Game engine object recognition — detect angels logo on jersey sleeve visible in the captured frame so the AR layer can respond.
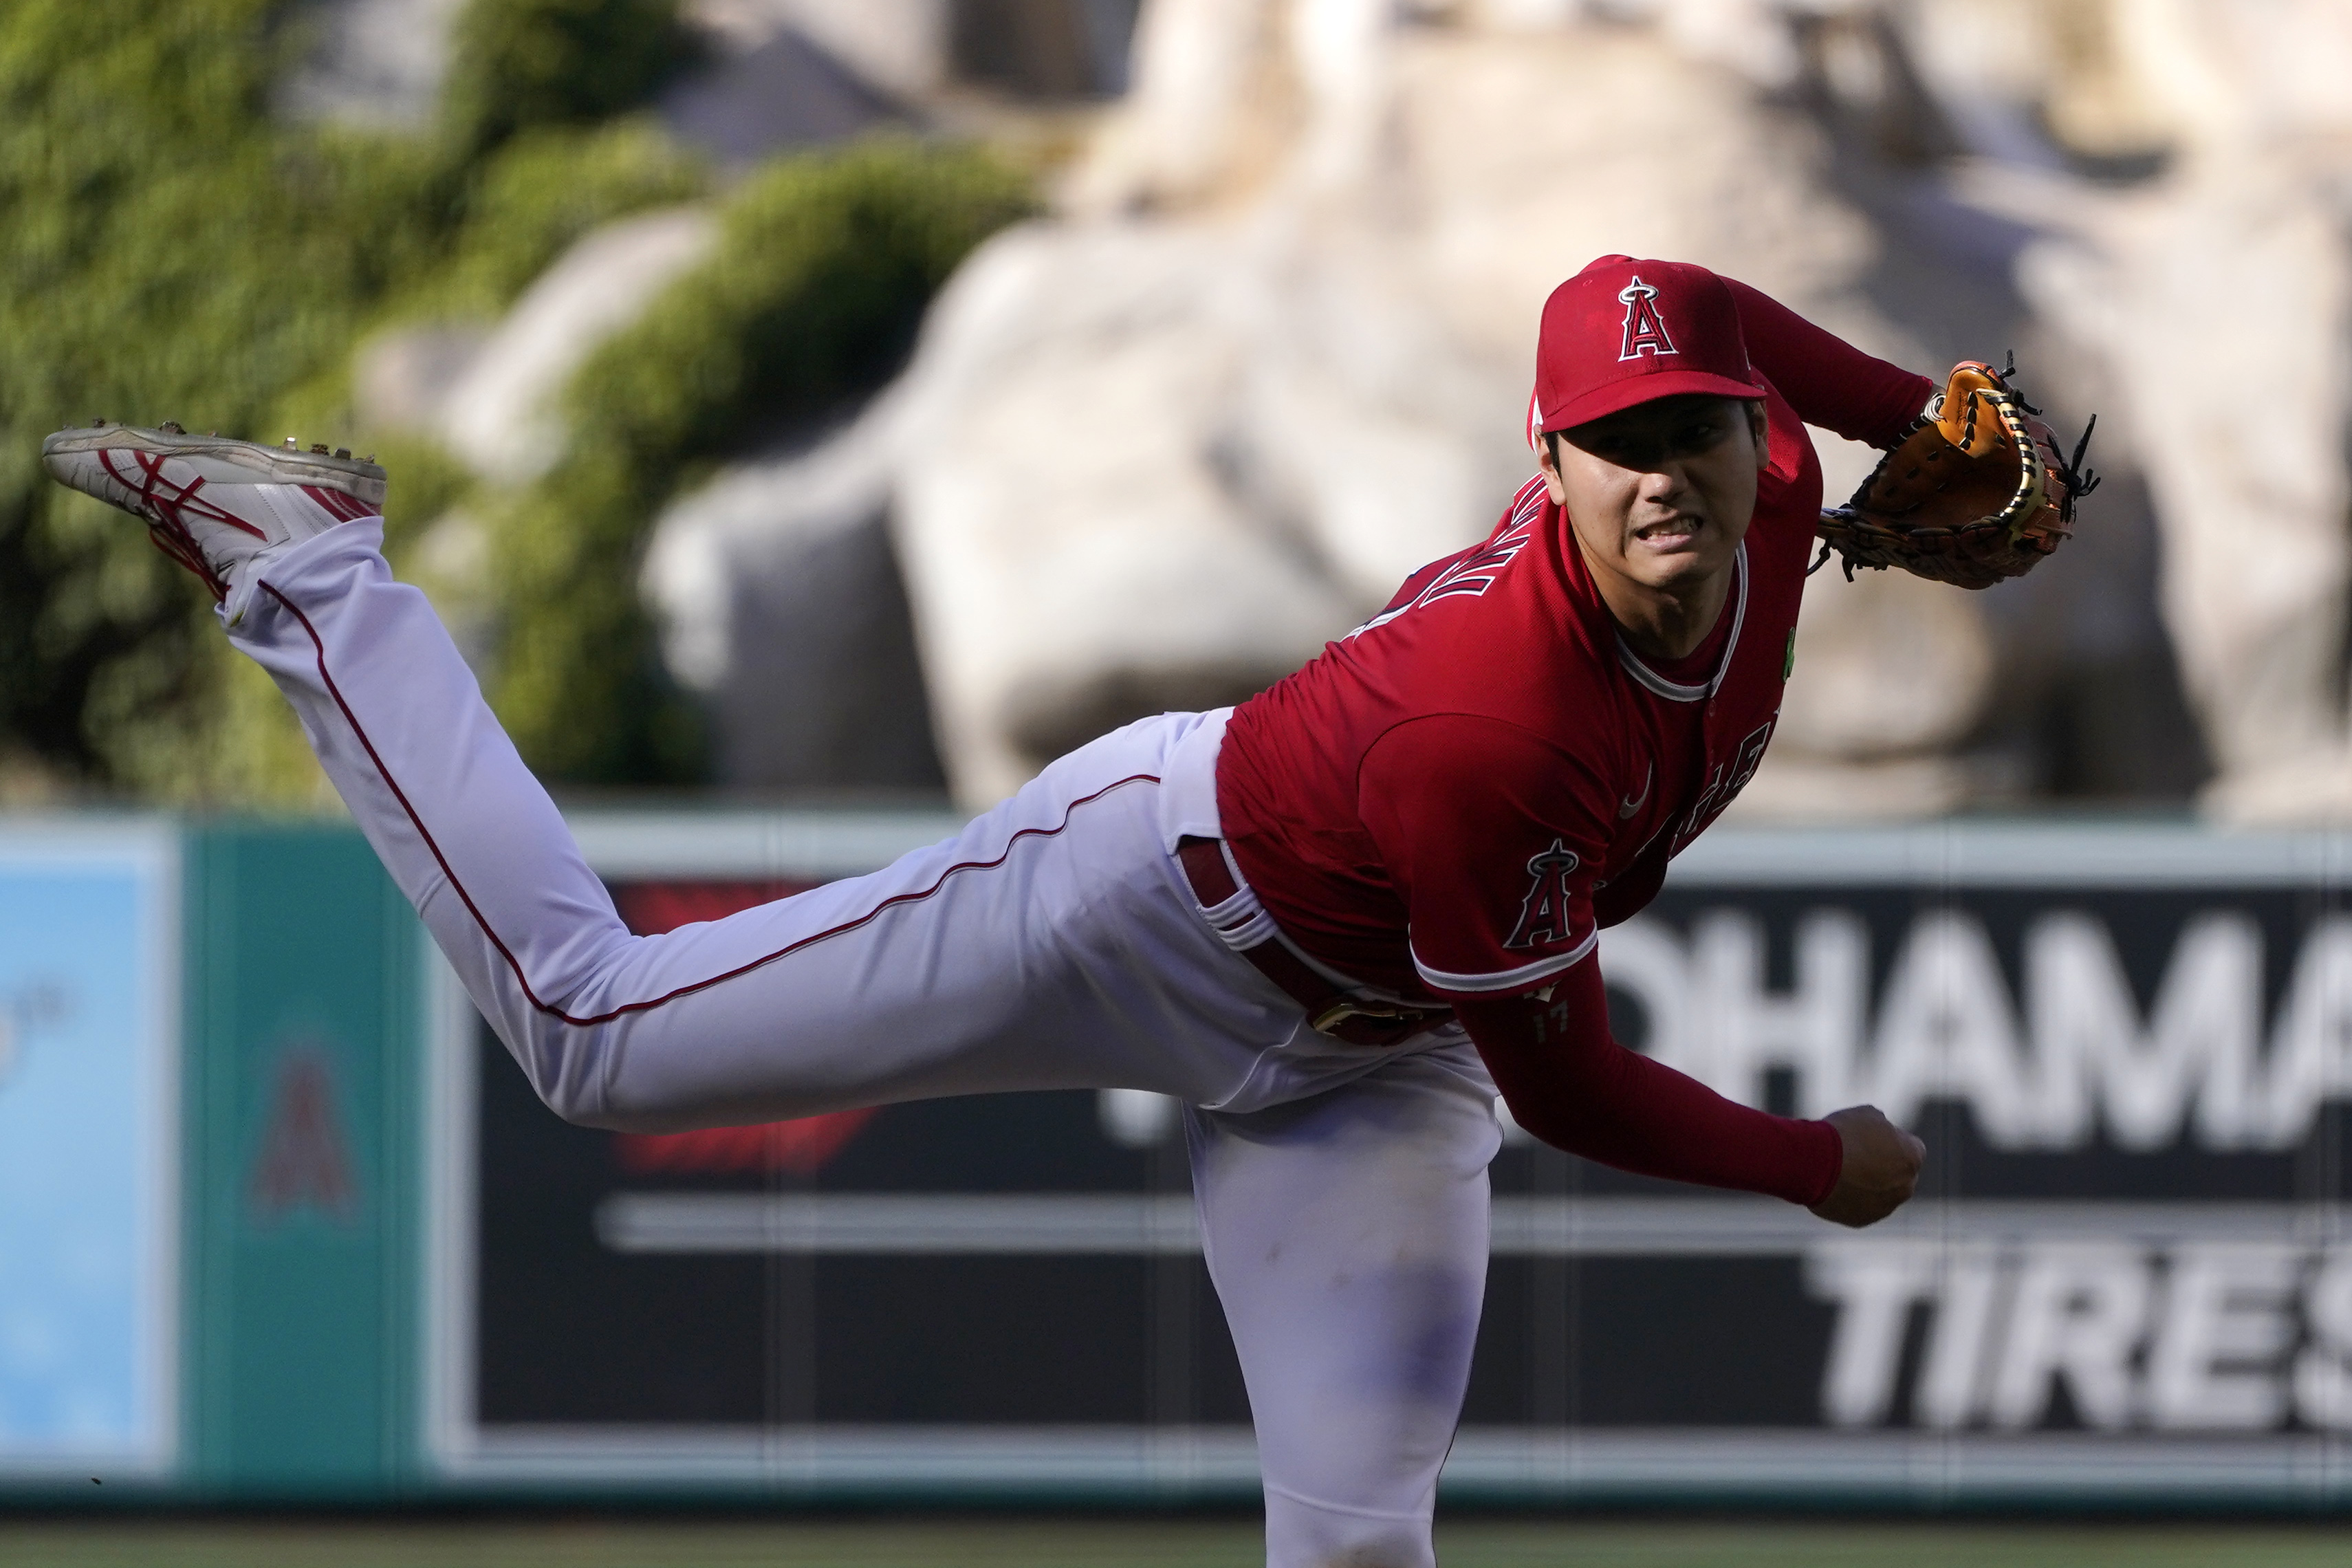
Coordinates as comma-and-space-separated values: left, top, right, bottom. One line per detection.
1503, 840, 1582, 949
1406, 827, 1601, 999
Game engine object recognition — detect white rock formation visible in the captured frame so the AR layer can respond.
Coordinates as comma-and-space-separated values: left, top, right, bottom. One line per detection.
690, 1, 952, 100
351, 325, 486, 435
351, 0, 2352, 820
889, 224, 1365, 803
437, 206, 717, 485
653, 1, 2041, 811
1918, 0, 2352, 820
279, 0, 466, 128
886, 3, 1963, 809
283, 0, 955, 130
2016, 171, 2351, 820
642, 391, 944, 789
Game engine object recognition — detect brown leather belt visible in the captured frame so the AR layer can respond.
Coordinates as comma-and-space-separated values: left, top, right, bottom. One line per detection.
1176, 836, 1452, 1048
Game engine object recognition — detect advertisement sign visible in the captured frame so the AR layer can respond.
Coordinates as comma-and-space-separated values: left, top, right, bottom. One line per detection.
0, 821, 178, 1479
428, 818, 2352, 1501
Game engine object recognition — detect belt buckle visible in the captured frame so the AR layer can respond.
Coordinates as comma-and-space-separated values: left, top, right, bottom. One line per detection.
1311, 997, 1403, 1036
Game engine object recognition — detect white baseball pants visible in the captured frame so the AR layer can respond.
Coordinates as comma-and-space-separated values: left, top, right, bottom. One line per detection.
231, 525, 1501, 1567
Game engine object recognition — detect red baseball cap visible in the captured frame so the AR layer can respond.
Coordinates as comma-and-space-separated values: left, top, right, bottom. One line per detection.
1527, 255, 1764, 444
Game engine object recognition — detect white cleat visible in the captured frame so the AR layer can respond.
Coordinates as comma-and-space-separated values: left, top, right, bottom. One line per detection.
41, 421, 388, 611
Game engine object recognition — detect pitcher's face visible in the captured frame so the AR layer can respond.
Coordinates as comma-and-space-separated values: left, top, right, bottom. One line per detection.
1540, 394, 1768, 596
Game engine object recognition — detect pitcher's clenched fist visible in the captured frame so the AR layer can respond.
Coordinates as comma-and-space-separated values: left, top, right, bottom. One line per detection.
1809, 1106, 1926, 1228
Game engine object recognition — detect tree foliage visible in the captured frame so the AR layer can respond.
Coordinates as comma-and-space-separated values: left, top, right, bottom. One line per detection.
0, 0, 1030, 801
441, 0, 699, 159
490, 140, 1037, 783
0, 0, 710, 798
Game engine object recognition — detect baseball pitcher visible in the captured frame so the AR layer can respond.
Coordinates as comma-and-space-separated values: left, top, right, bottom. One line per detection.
44, 253, 2087, 1567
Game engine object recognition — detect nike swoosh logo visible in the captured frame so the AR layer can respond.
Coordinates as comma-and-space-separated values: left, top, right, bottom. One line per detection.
1618, 762, 1653, 819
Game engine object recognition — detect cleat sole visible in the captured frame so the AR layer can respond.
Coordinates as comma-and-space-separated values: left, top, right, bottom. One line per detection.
42, 424, 388, 509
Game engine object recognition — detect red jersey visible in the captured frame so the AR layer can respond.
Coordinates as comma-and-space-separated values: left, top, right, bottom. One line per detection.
1216, 283, 1930, 1005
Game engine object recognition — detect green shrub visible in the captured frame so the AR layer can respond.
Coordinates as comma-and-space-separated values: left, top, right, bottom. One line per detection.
422, 118, 706, 318
490, 138, 1038, 784
0, 0, 1030, 801
440, 0, 699, 159
0, 0, 376, 794
0, 0, 701, 800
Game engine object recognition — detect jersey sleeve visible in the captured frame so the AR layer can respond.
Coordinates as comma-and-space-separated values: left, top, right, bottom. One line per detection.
1356, 713, 1615, 999
1724, 277, 1935, 450
1456, 963, 1846, 1206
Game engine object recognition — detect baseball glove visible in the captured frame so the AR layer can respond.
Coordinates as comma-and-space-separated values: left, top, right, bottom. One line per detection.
1814, 357, 2098, 591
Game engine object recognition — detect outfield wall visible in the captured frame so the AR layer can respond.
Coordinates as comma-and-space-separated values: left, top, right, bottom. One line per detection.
3, 813, 2352, 1506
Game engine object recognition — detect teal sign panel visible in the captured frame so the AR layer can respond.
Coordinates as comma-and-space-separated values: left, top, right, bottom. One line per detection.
184, 823, 420, 1498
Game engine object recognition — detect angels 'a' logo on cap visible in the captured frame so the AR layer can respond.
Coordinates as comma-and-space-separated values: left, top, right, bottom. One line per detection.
1617, 276, 1678, 361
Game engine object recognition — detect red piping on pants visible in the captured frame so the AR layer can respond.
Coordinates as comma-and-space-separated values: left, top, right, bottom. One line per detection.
261, 581, 1161, 1028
